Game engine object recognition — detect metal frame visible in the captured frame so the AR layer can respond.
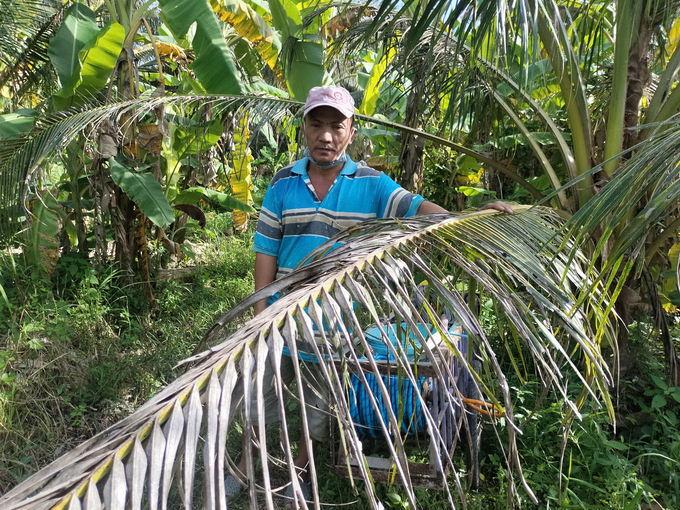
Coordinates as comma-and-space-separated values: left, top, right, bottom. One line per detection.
330, 328, 477, 490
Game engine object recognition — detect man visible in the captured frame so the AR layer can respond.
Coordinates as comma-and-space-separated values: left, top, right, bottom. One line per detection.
227, 85, 512, 505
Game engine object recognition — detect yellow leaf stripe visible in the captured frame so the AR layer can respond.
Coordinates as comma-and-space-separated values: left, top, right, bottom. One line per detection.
210, 0, 282, 79
359, 46, 395, 116
230, 115, 254, 231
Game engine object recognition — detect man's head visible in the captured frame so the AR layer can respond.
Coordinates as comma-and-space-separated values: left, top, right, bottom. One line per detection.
303, 86, 356, 167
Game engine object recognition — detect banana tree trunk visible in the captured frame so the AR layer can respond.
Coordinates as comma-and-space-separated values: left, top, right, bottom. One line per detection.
65, 140, 89, 258
111, 48, 140, 273
92, 158, 109, 265
111, 189, 135, 271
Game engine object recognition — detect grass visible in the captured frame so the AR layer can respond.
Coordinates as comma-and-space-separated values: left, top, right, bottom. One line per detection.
1, 211, 679, 509
0, 211, 255, 492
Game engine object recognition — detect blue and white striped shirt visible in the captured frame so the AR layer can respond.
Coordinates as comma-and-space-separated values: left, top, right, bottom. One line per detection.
254, 156, 425, 278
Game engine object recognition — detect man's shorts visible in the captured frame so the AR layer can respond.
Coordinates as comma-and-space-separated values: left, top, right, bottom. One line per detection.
249, 353, 330, 442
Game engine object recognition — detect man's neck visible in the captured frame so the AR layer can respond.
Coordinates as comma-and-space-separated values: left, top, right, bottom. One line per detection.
307, 160, 344, 180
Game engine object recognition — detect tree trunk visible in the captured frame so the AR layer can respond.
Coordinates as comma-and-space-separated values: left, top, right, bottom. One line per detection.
66, 141, 89, 259
623, 12, 653, 152
615, 11, 662, 380
398, 76, 426, 194
110, 50, 140, 275
111, 189, 135, 272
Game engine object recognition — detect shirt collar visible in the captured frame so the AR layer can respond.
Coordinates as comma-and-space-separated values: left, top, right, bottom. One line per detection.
291, 155, 358, 177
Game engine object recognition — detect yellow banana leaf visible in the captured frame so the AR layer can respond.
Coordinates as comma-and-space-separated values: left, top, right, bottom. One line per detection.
210, 0, 282, 78
229, 115, 254, 231
359, 46, 395, 115
154, 41, 188, 65
284, 116, 297, 154
667, 18, 680, 58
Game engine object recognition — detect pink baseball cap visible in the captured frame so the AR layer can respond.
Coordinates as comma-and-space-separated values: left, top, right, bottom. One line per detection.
303, 86, 355, 118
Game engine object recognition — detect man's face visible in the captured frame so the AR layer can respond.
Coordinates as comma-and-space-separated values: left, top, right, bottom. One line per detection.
303, 106, 356, 165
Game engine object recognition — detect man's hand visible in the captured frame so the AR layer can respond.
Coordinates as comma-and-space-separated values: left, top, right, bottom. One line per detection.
479, 201, 514, 214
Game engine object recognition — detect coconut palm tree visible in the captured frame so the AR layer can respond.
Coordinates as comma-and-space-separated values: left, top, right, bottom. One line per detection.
336, 0, 680, 382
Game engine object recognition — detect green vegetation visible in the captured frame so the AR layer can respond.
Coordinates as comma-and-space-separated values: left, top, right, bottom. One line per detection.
2, 0, 680, 508
0, 212, 255, 491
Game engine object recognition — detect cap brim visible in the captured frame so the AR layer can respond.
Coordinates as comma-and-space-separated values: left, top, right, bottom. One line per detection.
303, 103, 355, 119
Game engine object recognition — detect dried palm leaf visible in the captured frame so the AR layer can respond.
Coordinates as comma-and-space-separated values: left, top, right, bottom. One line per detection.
0, 207, 614, 510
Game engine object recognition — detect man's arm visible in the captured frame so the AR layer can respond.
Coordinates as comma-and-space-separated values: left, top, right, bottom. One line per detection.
254, 252, 278, 315
416, 201, 448, 214
416, 200, 514, 215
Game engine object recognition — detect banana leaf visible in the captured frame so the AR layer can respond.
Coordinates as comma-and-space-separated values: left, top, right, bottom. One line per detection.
158, 0, 243, 95
175, 186, 256, 212
108, 157, 175, 229
47, 3, 99, 95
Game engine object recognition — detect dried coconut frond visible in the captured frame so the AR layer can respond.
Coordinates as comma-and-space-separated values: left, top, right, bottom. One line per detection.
0, 208, 615, 510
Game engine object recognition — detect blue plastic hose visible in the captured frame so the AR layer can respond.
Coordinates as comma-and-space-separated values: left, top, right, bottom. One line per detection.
348, 322, 462, 437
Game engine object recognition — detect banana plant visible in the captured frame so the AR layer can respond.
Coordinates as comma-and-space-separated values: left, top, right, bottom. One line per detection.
210, 0, 283, 79
0, 206, 615, 510
210, 0, 329, 99
359, 46, 396, 116
157, 0, 244, 95
269, 0, 327, 99
108, 157, 176, 230
229, 114, 255, 231
47, 3, 125, 110
208, 0, 335, 231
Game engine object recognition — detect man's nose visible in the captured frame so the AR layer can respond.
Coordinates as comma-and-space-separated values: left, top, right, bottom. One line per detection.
319, 129, 333, 142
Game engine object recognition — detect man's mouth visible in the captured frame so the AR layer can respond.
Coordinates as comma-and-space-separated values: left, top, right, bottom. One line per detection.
315, 148, 334, 157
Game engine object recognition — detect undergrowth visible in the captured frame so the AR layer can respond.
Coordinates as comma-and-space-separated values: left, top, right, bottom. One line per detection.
0, 211, 255, 492
1, 211, 679, 509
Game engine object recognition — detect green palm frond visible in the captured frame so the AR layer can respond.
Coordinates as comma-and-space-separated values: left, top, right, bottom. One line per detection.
566, 120, 680, 269
0, 0, 56, 61
330, 2, 582, 203
0, 93, 533, 241
0, 208, 614, 510
0, 0, 62, 104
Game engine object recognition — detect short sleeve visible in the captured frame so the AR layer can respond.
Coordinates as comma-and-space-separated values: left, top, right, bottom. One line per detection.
377, 173, 425, 218
253, 183, 282, 257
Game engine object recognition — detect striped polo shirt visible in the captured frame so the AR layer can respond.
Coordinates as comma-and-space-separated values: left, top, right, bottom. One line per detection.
254, 155, 424, 279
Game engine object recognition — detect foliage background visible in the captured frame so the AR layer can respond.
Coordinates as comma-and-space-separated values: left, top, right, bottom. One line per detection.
1, 0, 680, 508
